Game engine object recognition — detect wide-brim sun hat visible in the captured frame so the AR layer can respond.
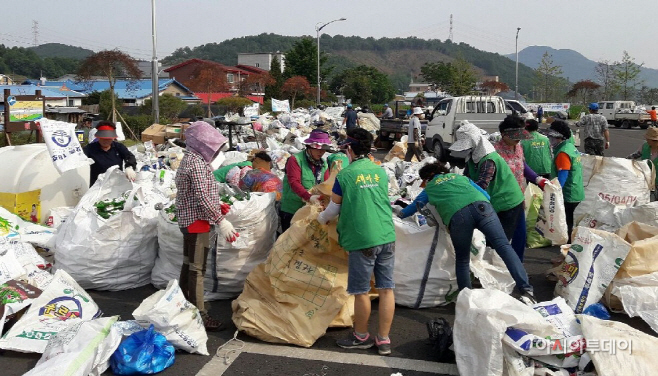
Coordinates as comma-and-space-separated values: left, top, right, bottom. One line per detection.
304, 129, 334, 150
449, 121, 480, 151
646, 127, 658, 141
502, 127, 533, 141
95, 123, 118, 139
413, 107, 424, 115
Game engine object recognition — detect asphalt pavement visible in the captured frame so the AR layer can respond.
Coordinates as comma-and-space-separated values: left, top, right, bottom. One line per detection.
1, 127, 653, 376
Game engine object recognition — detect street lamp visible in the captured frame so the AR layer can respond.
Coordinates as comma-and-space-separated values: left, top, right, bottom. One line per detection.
515, 27, 520, 101
316, 18, 346, 105
151, 0, 159, 123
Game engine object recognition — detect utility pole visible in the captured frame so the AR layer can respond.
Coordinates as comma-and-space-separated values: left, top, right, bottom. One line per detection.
32, 21, 39, 47
448, 14, 453, 41
151, 0, 160, 124
515, 27, 520, 101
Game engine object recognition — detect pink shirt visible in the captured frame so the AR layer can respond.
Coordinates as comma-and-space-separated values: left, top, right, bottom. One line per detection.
495, 140, 526, 192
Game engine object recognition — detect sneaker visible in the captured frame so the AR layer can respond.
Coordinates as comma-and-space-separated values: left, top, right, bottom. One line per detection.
200, 312, 224, 332
337, 331, 374, 350
375, 336, 392, 355
519, 291, 537, 306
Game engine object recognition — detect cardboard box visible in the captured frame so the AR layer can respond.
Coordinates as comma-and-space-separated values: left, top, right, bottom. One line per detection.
141, 123, 167, 144
0, 189, 41, 223
165, 123, 190, 140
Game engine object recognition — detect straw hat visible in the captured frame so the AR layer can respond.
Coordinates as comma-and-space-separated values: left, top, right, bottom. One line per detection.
646, 127, 658, 141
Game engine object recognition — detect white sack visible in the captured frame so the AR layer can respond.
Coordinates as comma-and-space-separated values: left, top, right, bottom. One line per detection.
46, 206, 75, 230
612, 272, 658, 333
535, 179, 568, 245
0, 270, 101, 353
38, 118, 92, 173
0, 279, 42, 335
0, 207, 56, 249
469, 230, 516, 294
554, 227, 632, 313
54, 166, 167, 291
151, 204, 182, 289
0, 239, 53, 289
204, 192, 278, 300
24, 316, 121, 376
579, 198, 658, 232
133, 280, 208, 355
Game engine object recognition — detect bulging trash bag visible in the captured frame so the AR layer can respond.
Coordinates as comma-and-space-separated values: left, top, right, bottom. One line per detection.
426, 317, 454, 362
110, 324, 175, 375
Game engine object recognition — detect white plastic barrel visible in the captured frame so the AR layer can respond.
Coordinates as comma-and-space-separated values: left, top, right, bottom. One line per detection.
0, 144, 89, 224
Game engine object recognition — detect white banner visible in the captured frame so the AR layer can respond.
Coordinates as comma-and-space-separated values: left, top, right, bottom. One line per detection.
526, 103, 571, 112
271, 99, 290, 113
243, 103, 260, 117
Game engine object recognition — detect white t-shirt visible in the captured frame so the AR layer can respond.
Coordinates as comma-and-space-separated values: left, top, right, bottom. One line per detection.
408, 117, 421, 143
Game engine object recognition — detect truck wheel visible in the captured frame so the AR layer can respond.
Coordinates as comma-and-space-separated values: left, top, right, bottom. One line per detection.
613, 122, 621, 128
433, 140, 445, 161
640, 123, 649, 130
621, 120, 631, 129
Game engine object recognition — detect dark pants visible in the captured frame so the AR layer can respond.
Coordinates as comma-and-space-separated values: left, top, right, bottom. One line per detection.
405, 143, 423, 162
449, 202, 532, 293
565, 201, 580, 243
496, 202, 524, 241
279, 209, 295, 233
180, 229, 213, 313
511, 209, 527, 261
584, 138, 605, 156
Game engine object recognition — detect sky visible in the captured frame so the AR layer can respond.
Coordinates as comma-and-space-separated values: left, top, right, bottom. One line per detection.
5, 0, 655, 69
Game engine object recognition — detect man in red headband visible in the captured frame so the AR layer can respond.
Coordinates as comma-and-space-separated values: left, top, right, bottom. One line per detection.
83, 121, 137, 186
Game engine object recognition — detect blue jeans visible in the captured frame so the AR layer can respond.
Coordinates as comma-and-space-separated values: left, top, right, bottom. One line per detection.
448, 202, 532, 293
347, 242, 396, 295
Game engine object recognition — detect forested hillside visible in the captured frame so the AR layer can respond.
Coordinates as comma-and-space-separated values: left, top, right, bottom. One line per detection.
0, 45, 80, 79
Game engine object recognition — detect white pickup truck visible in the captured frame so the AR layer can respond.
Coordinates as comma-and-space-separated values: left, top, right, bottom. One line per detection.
425, 96, 508, 159
597, 101, 652, 129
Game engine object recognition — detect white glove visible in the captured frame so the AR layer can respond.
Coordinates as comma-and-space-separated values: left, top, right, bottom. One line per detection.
309, 195, 322, 206
535, 176, 548, 190
391, 205, 403, 217
217, 219, 239, 243
125, 167, 137, 181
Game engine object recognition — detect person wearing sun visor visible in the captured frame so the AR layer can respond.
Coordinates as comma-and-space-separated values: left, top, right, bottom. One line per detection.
82, 120, 137, 186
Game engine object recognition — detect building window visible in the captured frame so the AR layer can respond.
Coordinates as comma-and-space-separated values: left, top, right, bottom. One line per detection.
255, 63, 260, 68
227, 73, 234, 83
175, 92, 180, 96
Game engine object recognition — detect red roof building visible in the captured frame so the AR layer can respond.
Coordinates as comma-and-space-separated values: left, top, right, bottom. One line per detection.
164, 58, 254, 92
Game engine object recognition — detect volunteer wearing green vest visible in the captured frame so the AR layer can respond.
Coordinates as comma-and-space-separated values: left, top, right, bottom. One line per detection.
449, 121, 525, 243
545, 120, 585, 242
396, 162, 534, 300
279, 129, 332, 232
317, 128, 396, 356
522, 119, 553, 178
627, 127, 658, 201
213, 161, 252, 182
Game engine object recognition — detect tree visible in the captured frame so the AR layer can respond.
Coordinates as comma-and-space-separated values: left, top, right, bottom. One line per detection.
77, 49, 141, 123
566, 80, 601, 105
595, 60, 619, 100
99, 90, 121, 120
449, 54, 478, 96
614, 51, 643, 101
329, 65, 395, 105
637, 86, 658, 105
186, 62, 230, 117
238, 73, 274, 97
82, 90, 102, 105
281, 76, 312, 109
420, 61, 453, 91
265, 55, 284, 99
535, 51, 563, 102
283, 37, 330, 84
215, 96, 254, 116
480, 80, 510, 95
141, 93, 187, 121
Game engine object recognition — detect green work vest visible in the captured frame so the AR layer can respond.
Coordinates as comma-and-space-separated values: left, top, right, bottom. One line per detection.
551, 141, 585, 203
425, 173, 489, 226
467, 152, 524, 213
336, 158, 395, 251
327, 152, 349, 170
213, 161, 252, 182
280, 152, 328, 215
521, 131, 552, 175
640, 142, 658, 186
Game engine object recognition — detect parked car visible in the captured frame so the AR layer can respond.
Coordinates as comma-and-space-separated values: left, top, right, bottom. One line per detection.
504, 99, 535, 120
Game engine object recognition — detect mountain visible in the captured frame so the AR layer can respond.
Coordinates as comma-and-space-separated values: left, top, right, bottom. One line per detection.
163, 33, 539, 93
506, 46, 658, 88
29, 43, 94, 60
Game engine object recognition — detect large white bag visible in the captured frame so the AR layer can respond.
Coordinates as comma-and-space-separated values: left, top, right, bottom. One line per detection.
0, 239, 53, 290
554, 227, 632, 313
610, 272, 658, 334
574, 155, 652, 224
204, 192, 278, 300
54, 166, 167, 291
0, 279, 42, 335
38, 118, 92, 173
535, 179, 568, 245
151, 203, 183, 289
23, 316, 122, 376
133, 279, 208, 355
0, 207, 56, 249
0, 270, 101, 353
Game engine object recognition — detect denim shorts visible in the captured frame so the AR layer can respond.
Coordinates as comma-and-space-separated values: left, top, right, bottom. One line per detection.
347, 241, 395, 294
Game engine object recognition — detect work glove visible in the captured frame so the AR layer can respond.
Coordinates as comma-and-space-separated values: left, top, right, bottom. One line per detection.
391, 205, 404, 218
220, 203, 231, 216
125, 167, 137, 182
309, 195, 323, 206
317, 210, 330, 225
536, 176, 548, 190
217, 219, 239, 243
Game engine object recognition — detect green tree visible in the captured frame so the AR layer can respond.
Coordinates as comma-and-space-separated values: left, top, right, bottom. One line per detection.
216, 96, 255, 116
614, 51, 643, 101
99, 90, 121, 120
283, 37, 330, 84
82, 90, 102, 105
330, 65, 395, 105
449, 54, 478, 96
187, 103, 205, 118
595, 60, 619, 100
141, 93, 187, 120
420, 61, 453, 91
535, 51, 563, 102
265, 55, 284, 99
566, 80, 601, 105
77, 49, 142, 123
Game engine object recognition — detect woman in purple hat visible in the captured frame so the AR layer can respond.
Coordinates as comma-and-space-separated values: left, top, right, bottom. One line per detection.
279, 129, 333, 232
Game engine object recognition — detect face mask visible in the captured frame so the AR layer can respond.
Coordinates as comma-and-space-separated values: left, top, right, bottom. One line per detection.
450, 149, 471, 159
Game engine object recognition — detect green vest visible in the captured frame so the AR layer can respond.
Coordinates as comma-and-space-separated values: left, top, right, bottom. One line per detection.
336, 158, 395, 251
551, 141, 585, 203
521, 131, 552, 175
213, 161, 252, 182
280, 152, 328, 214
425, 174, 489, 226
327, 152, 349, 170
640, 143, 658, 186
467, 152, 524, 213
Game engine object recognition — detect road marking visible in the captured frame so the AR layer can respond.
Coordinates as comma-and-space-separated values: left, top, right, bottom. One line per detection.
197, 340, 459, 376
